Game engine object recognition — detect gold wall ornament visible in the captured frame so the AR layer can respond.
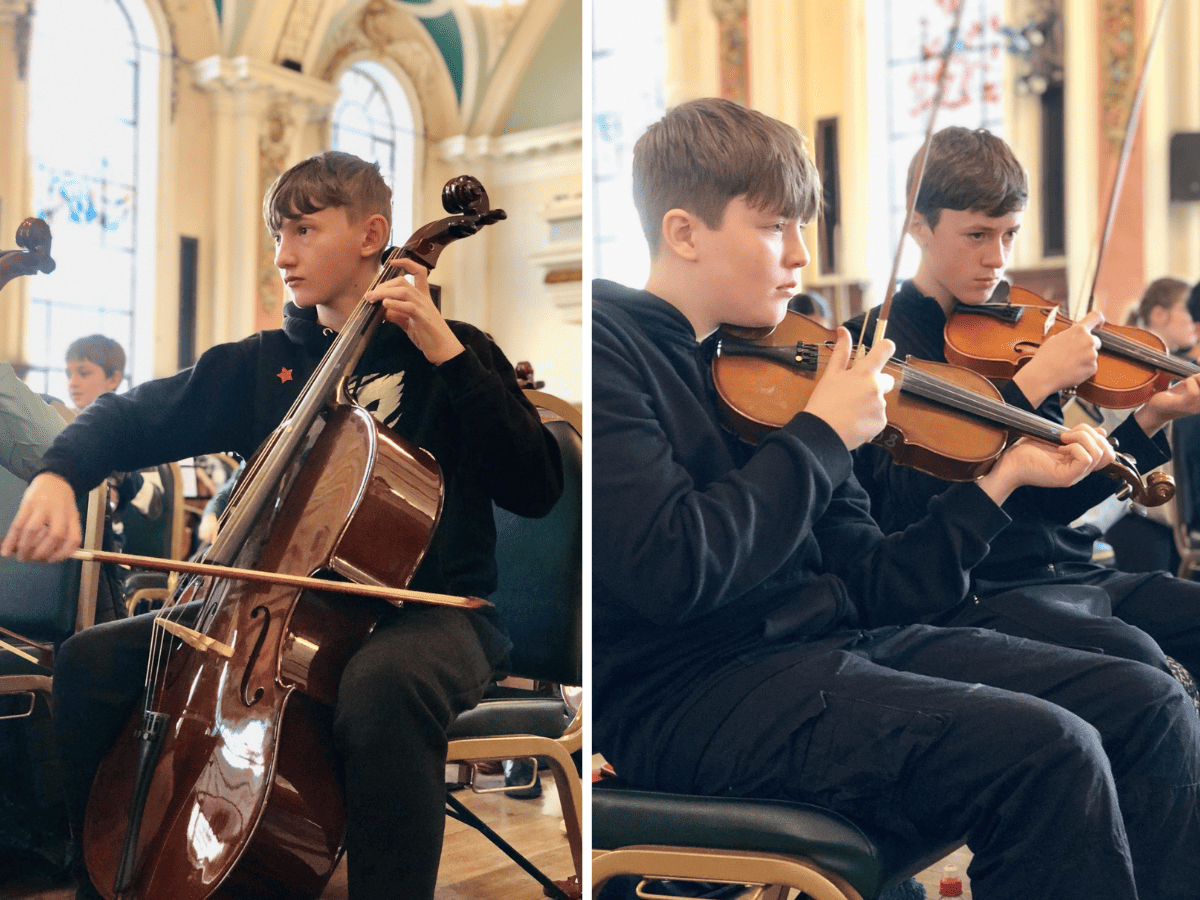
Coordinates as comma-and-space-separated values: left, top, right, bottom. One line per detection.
712, 0, 748, 105
1099, 0, 1137, 151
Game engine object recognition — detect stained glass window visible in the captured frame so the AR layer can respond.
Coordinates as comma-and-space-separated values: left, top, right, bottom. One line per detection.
26, 0, 159, 399
332, 61, 416, 245
866, 0, 1005, 293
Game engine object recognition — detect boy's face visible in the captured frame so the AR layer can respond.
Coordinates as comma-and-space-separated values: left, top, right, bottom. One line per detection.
912, 207, 1023, 311
690, 196, 809, 333
272, 206, 373, 314
66, 357, 121, 409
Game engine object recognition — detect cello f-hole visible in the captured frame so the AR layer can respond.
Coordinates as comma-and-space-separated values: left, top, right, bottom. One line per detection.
241, 606, 271, 706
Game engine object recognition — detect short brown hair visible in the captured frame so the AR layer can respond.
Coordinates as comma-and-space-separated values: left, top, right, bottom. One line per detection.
1130, 277, 1190, 327
909, 126, 1027, 229
66, 334, 125, 378
263, 151, 392, 234
632, 98, 821, 254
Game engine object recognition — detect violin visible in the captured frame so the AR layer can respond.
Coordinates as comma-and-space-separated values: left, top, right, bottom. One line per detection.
81, 176, 506, 900
0, 218, 55, 292
712, 311, 1173, 507
944, 283, 1200, 410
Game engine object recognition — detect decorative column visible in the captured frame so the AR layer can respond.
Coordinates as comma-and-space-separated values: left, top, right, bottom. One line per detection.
0, 0, 33, 365
712, 0, 749, 105
193, 56, 338, 342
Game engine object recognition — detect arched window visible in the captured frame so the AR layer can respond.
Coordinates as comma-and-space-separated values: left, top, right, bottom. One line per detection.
332, 61, 416, 244
866, 0, 1005, 292
26, 0, 160, 398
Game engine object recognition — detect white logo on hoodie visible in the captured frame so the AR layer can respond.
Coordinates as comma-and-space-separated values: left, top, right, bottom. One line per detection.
348, 371, 406, 428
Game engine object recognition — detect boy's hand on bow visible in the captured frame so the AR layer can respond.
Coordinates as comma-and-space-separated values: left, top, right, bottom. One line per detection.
363, 257, 465, 366
0, 472, 82, 563
1012, 311, 1103, 407
806, 328, 895, 451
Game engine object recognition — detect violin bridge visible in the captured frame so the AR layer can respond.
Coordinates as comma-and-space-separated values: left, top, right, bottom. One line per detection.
154, 616, 234, 658
1043, 306, 1057, 336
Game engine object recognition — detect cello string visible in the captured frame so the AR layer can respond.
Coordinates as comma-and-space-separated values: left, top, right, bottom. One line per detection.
141, 246, 415, 710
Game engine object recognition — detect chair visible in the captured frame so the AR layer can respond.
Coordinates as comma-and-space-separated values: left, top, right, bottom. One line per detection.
592, 778, 961, 900
119, 460, 186, 614
1171, 415, 1200, 580
0, 470, 106, 715
443, 389, 583, 898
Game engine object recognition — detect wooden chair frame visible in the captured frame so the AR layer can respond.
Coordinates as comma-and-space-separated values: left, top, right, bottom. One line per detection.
444, 389, 583, 893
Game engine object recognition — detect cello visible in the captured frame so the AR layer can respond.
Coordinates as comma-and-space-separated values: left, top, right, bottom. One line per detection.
0, 217, 55, 293
81, 175, 505, 900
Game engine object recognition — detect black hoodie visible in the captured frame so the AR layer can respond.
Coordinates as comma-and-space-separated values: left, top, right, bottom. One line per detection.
591, 278, 1009, 785
41, 302, 563, 601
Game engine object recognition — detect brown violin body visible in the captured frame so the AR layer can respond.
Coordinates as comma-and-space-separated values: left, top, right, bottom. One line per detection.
715, 312, 1010, 481
944, 285, 1193, 409
84, 407, 442, 900
713, 311, 1173, 506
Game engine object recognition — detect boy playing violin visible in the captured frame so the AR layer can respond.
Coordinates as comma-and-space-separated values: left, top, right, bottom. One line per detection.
1, 151, 563, 900
848, 125, 1200, 687
593, 96, 1200, 899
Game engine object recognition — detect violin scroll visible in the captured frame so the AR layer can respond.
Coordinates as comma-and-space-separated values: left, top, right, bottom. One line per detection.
0, 217, 55, 292
1106, 451, 1175, 508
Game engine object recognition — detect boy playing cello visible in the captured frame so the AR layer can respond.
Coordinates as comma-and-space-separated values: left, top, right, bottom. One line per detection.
2, 151, 562, 900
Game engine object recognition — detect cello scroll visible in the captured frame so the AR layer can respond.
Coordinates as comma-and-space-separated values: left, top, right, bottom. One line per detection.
0, 218, 56, 292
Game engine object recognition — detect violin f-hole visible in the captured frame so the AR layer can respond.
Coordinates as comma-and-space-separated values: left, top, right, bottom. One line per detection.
241, 606, 271, 706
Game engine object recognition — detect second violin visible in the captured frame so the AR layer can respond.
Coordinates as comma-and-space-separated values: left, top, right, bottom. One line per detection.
945, 283, 1200, 410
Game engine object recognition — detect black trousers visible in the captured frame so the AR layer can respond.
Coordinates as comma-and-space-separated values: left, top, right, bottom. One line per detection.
647, 624, 1200, 900
53, 601, 504, 900
959, 565, 1200, 680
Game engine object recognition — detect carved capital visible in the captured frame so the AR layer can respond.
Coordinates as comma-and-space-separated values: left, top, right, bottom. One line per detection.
710, 0, 746, 24
195, 55, 338, 107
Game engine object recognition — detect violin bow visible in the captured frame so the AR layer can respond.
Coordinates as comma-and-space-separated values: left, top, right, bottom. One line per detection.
1080, 0, 1170, 318
862, 0, 965, 357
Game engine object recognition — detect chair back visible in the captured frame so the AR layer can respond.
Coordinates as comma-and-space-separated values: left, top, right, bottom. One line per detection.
1172, 415, 1200, 534
489, 391, 582, 687
120, 461, 185, 560
0, 470, 103, 644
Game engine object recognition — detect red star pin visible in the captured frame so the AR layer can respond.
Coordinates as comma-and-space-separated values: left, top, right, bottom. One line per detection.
277, 367, 293, 383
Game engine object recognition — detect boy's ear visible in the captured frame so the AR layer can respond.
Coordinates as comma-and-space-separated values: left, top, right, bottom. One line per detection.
360, 213, 390, 257
908, 212, 932, 249
660, 208, 702, 262
104, 370, 123, 391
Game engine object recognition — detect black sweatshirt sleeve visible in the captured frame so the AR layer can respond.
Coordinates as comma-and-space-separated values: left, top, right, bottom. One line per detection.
435, 327, 563, 518
39, 339, 264, 493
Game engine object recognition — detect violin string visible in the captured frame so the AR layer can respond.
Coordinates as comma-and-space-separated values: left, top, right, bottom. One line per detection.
789, 345, 1067, 444
1095, 328, 1200, 380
